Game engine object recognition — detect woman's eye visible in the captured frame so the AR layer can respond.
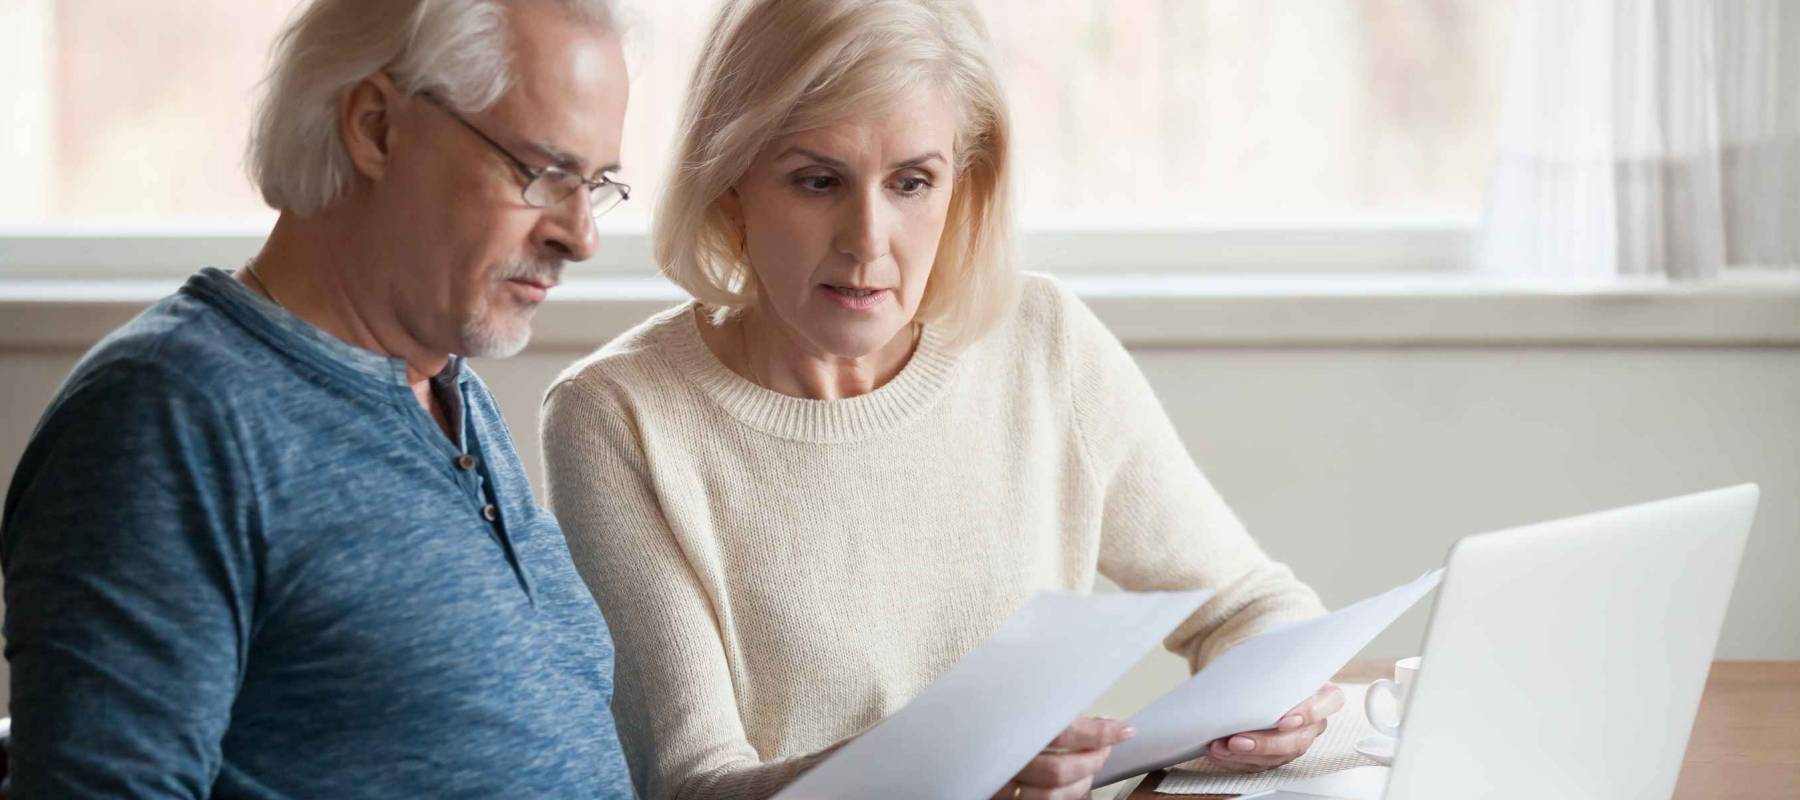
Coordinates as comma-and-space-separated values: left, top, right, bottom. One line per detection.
894, 176, 932, 195
795, 175, 838, 193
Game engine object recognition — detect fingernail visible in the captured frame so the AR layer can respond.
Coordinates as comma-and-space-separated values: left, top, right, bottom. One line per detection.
1230, 736, 1256, 753
1279, 714, 1304, 730
1121, 726, 1137, 740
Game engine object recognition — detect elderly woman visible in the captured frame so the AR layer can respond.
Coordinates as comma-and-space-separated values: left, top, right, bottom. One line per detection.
542, 1, 1336, 798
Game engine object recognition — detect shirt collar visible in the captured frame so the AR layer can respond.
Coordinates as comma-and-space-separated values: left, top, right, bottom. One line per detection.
184, 267, 468, 393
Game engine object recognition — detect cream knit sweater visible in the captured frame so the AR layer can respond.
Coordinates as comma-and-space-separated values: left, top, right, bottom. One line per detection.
541, 274, 1326, 800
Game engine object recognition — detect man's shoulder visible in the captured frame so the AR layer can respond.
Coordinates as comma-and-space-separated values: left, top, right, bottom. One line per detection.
4, 289, 262, 533
63, 285, 267, 403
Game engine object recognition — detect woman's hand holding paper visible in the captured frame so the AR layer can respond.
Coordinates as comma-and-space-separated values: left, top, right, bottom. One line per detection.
1203, 683, 1344, 773
990, 716, 1135, 799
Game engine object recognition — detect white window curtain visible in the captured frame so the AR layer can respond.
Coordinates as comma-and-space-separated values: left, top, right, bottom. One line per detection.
1476, 0, 1800, 280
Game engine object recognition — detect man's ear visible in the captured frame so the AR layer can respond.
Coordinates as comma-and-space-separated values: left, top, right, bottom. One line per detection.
339, 72, 405, 182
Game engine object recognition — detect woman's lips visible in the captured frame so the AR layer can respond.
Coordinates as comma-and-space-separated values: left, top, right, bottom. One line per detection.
819, 284, 889, 311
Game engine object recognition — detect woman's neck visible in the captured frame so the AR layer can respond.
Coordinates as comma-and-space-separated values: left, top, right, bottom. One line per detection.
700, 306, 919, 401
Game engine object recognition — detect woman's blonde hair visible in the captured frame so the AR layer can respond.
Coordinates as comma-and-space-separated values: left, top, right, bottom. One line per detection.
654, 0, 1018, 346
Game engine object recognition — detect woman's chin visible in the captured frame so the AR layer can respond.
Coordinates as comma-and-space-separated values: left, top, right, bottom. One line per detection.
801, 319, 913, 362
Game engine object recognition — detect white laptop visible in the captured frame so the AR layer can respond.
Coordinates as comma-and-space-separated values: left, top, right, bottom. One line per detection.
1281, 484, 1759, 800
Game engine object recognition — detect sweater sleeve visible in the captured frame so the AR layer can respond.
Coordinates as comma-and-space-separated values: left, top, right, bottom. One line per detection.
540, 378, 836, 800
1049, 279, 1328, 671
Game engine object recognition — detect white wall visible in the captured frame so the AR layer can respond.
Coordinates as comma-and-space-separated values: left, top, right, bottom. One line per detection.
2, 297, 1797, 719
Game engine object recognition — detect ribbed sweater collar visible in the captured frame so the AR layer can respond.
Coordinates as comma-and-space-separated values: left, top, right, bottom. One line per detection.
658, 303, 960, 444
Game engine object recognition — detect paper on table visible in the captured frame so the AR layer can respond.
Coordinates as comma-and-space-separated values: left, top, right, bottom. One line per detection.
1245, 765, 1391, 800
1095, 570, 1442, 786
773, 589, 1212, 800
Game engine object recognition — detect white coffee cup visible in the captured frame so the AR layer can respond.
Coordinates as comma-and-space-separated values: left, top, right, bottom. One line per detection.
1363, 656, 1422, 738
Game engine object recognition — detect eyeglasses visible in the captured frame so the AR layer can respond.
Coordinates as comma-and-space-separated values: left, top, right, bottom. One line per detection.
420, 92, 630, 218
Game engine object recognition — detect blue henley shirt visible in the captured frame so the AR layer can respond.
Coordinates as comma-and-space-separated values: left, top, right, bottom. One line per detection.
1, 268, 633, 798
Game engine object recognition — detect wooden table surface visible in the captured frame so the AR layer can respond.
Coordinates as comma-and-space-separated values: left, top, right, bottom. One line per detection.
1125, 659, 1800, 800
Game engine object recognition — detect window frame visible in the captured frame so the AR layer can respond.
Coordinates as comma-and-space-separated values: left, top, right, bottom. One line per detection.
0, 214, 1479, 281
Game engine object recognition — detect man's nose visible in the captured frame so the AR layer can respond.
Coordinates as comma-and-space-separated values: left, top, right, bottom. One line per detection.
534, 191, 598, 262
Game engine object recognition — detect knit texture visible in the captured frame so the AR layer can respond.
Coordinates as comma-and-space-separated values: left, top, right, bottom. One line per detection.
541, 273, 1327, 800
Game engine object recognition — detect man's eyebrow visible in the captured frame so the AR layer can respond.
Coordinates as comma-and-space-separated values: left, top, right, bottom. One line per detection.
525, 141, 620, 178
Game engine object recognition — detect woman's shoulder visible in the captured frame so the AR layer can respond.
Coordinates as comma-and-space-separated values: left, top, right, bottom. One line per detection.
972, 271, 1103, 361
545, 301, 698, 411
1012, 271, 1083, 328
953, 272, 1137, 420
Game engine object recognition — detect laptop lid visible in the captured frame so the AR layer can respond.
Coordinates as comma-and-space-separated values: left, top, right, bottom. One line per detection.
1384, 484, 1759, 800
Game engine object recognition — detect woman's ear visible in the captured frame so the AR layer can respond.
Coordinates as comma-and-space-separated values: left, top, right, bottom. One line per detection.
718, 186, 745, 228
718, 187, 748, 252
339, 72, 405, 181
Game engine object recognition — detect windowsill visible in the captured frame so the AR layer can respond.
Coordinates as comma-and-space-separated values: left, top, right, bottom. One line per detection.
3, 272, 1799, 350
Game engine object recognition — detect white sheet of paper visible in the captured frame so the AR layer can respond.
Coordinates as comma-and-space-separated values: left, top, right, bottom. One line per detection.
1246, 765, 1391, 800
1096, 570, 1442, 785
772, 589, 1212, 800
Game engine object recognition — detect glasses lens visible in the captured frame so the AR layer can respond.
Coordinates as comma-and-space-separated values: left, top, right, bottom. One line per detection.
588, 182, 629, 218
523, 170, 583, 208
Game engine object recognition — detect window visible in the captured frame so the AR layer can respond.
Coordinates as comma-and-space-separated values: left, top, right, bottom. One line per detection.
0, 0, 1514, 274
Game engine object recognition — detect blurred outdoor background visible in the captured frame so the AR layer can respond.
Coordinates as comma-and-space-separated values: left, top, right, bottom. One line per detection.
1, 0, 1511, 227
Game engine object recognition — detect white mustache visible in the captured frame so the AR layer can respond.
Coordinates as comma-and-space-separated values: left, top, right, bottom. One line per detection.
497, 258, 563, 285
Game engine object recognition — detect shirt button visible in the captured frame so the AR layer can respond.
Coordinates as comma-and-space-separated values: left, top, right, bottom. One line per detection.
481, 504, 499, 522
455, 454, 478, 471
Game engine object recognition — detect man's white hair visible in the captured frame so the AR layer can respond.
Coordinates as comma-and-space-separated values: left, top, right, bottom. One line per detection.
248, 0, 618, 216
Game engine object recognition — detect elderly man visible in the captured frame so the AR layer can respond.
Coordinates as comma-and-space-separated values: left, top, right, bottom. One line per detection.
0, 0, 633, 796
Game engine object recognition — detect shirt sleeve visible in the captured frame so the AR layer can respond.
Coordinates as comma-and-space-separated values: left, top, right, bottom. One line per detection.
541, 379, 835, 800
1, 364, 259, 798
1049, 278, 1329, 671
